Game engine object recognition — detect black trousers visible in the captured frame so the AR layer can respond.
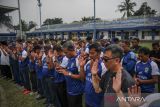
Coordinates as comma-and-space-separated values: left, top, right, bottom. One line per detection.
67, 93, 82, 107
54, 81, 68, 107
29, 70, 37, 92
1, 65, 12, 78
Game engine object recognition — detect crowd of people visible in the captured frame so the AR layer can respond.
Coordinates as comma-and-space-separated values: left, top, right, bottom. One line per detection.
0, 36, 160, 107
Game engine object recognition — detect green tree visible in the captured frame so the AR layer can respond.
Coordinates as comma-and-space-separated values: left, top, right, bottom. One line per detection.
43, 18, 63, 25
81, 16, 101, 22
14, 20, 37, 31
118, 0, 136, 18
134, 2, 157, 16
28, 21, 37, 30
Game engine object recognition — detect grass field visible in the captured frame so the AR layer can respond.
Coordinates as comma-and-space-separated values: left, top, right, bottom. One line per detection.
140, 41, 152, 49
0, 77, 44, 107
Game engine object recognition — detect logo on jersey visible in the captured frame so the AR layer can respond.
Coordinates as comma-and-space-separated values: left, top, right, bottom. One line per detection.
145, 67, 149, 73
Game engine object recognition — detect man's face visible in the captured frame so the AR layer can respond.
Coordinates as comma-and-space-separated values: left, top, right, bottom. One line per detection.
103, 50, 120, 70
138, 53, 148, 62
35, 49, 41, 59
63, 48, 72, 58
121, 43, 129, 52
132, 40, 139, 47
89, 48, 99, 60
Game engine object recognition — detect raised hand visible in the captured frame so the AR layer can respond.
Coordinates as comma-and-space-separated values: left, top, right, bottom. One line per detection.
78, 56, 86, 67
128, 85, 144, 106
91, 59, 99, 75
48, 50, 54, 58
112, 72, 122, 93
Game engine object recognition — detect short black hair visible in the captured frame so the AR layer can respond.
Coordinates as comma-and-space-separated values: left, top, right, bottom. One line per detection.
113, 38, 119, 43
132, 38, 140, 42
86, 36, 93, 41
44, 45, 52, 53
105, 44, 123, 59
138, 47, 150, 55
54, 45, 63, 52
33, 45, 41, 51
1, 41, 8, 46
152, 42, 159, 47
89, 42, 101, 53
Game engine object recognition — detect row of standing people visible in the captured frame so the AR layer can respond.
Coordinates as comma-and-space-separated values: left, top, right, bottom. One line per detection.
0, 37, 160, 107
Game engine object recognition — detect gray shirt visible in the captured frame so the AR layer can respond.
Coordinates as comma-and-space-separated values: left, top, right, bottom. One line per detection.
100, 69, 135, 107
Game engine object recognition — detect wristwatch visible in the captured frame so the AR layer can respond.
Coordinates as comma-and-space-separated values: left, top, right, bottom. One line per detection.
68, 72, 72, 76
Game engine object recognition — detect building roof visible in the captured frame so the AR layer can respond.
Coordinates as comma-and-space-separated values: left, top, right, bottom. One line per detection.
27, 15, 160, 36
0, 5, 18, 14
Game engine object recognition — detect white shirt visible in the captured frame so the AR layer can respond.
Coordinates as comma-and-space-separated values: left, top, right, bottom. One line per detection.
0, 49, 10, 65
84, 60, 107, 77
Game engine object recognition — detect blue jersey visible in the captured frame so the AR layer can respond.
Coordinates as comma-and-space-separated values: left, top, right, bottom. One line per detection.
28, 59, 35, 71
65, 55, 84, 95
35, 59, 43, 79
54, 56, 65, 83
122, 51, 137, 76
18, 50, 29, 71
135, 60, 157, 93
85, 59, 106, 107
42, 57, 49, 77
85, 43, 90, 54
48, 69, 55, 78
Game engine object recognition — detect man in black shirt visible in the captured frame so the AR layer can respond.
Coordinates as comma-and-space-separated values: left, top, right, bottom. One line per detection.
150, 42, 160, 69
150, 42, 160, 93
92, 44, 135, 107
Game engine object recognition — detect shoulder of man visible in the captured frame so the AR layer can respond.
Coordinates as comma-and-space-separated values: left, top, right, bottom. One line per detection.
121, 69, 135, 92
128, 51, 137, 60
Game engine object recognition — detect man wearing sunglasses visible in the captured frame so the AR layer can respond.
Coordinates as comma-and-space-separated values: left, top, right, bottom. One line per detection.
92, 44, 135, 107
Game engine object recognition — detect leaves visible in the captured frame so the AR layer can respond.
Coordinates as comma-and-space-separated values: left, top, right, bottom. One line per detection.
43, 18, 63, 26
134, 2, 157, 16
14, 20, 37, 31
117, 0, 136, 18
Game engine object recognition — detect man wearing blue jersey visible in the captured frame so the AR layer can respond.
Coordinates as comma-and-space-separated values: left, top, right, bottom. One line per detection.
51, 45, 68, 107
34, 45, 45, 100
79, 43, 107, 107
28, 45, 37, 92
58, 41, 84, 107
121, 41, 137, 77
41, 45, 55, 107
17, 42, 31, 94
135, 47, 160, 93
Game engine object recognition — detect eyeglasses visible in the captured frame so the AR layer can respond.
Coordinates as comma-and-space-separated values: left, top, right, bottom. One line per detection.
102, 57, 118, 63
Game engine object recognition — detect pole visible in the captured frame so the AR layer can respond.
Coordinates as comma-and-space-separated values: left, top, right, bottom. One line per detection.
18, 0, 22, 39
93, 0, 96, 41
37, 0, 42, 38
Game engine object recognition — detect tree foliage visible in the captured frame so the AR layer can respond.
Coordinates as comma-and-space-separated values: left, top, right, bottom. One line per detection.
134, 2, 157, 16
118, 0, 136, 18
43, 18, 63, 25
